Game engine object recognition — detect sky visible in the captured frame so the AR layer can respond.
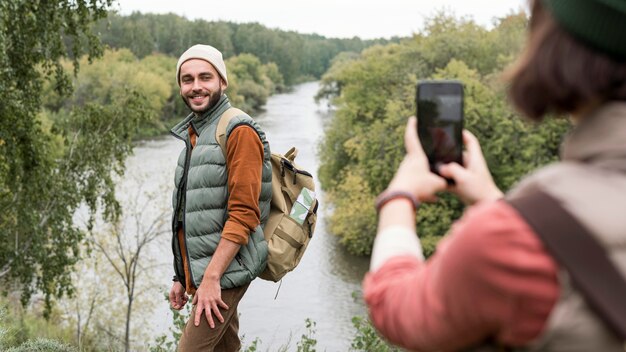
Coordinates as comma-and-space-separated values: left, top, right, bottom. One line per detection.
114, 0, 528, 40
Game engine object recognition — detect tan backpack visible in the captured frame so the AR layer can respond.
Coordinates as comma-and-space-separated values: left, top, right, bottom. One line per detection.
216, 108, 318, 282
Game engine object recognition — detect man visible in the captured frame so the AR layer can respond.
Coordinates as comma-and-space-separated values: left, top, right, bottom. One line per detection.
168, 44, 272, 351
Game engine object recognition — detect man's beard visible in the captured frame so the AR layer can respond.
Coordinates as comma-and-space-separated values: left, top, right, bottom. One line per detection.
183, 88, 223, 115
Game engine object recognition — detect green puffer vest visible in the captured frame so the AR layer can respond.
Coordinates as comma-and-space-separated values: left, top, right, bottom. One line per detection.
170, 95, 272, 290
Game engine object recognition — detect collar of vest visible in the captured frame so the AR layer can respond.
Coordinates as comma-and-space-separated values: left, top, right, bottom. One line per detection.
561, 101, 626, 173
170, 94, 231, 139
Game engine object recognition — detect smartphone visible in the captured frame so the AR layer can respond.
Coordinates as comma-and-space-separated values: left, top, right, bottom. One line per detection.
416, 80, 464, 181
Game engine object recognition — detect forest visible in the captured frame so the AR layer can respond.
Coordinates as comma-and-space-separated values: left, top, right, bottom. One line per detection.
0, 1, 570, 351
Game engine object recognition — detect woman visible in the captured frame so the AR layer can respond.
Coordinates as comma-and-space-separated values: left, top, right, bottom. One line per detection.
363, 0, 626, 351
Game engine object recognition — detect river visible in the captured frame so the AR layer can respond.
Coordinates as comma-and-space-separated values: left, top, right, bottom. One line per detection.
122, 82, 370, 351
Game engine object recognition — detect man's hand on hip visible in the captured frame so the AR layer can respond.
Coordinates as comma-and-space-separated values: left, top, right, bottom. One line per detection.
192, 277, 229, 328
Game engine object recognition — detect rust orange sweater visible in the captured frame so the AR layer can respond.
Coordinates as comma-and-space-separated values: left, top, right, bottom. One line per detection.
364, 202, 560, 350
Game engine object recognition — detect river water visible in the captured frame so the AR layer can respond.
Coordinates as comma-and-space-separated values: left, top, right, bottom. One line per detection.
123, 82, 370, 351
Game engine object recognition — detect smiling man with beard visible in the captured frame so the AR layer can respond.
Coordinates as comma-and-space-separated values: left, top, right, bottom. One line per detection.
168, 44, 272, 351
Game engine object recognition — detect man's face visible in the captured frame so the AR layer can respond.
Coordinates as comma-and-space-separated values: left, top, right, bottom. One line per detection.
179, 59, 227, 114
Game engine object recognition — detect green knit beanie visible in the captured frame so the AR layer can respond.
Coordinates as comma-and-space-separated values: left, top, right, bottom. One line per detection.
543, 0, 626, 60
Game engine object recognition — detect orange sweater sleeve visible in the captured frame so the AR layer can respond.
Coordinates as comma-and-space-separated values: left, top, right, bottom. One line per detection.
221, 125, 264, 245
363, 201, 560, 351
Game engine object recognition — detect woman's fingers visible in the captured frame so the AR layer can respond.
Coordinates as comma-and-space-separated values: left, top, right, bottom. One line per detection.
438, 162, 466, 182
405, 117, 428, 162
462, 130, 488, 167
404, 117, 419, 154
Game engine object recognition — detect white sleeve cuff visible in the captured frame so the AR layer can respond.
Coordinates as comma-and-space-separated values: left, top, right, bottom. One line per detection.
370, 225, 424, 272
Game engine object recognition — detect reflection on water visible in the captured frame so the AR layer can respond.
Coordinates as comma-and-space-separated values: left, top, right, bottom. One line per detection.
123, 82, 369, 350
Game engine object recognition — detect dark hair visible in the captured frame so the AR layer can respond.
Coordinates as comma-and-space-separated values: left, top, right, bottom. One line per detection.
506, 0, 626, 121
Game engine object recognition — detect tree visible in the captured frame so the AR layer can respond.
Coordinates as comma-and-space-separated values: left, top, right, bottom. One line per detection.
225, 54, 285, 112
317, 11, 570, 255
89, 178, 169, 352
0, 0, 153, 313
60, 172, 170, 352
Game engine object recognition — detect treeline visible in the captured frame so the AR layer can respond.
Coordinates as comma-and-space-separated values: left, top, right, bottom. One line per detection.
41, 12, 395, 139
317, 12, 571, 255
78, 12, 395, 136
96, 12, 395, 85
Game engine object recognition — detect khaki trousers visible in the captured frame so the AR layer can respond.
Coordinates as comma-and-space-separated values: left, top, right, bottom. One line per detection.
178, 283, 250, 352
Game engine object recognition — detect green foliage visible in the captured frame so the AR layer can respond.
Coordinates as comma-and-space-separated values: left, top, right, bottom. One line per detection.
45, 49, 176, 137
95, 12, 395, 85
0, 0, 160, 314
46, 49, 287, 138
228, 53, 267, 83
149, 293, 190, 352
296, 318, 317, 352
225, 54, 285, 112
0, 305, 18, 350
0, 298, 80, 351
318, 11, 571, 255
5, 339, 77, 352
263, 62, 286, 93
350, 316, 399, 352
241, 338, 261, 352
135, 53, 189, 131
87, 12, 394, 135
326, 172, 378, 256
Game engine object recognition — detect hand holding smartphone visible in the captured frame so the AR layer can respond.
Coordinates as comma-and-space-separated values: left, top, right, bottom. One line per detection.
416, 80, 464, 184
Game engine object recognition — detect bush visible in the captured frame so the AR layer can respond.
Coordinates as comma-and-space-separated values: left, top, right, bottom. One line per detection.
350, 316, 399, 352
6, 339, 77, 352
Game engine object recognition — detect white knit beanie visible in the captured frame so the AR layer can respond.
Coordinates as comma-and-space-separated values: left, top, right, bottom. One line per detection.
176, 44, 228, 86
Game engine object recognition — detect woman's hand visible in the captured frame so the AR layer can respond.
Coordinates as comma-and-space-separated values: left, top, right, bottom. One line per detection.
376, 116, 447, 240
438, 130, 503, 205
385, 117, 448, 202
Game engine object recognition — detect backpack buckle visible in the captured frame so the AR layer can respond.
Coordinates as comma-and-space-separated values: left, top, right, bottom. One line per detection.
280, 159, 298, 184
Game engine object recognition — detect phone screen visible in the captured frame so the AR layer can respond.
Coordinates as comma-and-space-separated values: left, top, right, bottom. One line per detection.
416, 81, 464, 171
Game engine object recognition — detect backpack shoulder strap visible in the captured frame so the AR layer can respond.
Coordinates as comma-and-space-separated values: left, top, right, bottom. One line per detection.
507, 190, 626, 341
216, 107, 246, 157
